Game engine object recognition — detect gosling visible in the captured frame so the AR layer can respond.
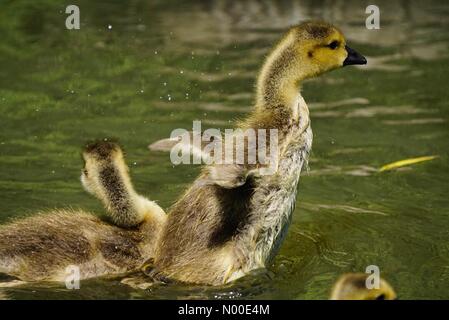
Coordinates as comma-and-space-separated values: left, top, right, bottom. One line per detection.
330, 273, 397, 300
0, 141, 166, 281
0, 21, 366, 284
150, 21, 366, 284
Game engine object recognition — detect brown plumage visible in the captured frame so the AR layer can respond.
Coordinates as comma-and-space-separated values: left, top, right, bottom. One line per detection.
0, 210, 156, 281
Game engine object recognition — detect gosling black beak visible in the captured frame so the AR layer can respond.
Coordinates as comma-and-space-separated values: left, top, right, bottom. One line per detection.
343, 45, 367, 66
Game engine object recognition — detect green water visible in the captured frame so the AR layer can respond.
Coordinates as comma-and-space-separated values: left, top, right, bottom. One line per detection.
0, 0, 448, 299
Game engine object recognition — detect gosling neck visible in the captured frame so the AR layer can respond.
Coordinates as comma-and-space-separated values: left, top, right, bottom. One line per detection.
99, 163, 145, 227
98, 161, 166, 228
256, 33, 308, 112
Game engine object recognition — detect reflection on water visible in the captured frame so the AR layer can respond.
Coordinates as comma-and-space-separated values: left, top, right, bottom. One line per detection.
0, 0, 448, 299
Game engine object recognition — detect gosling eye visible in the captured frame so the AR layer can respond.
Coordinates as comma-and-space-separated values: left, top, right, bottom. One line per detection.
328, 41, 339, 50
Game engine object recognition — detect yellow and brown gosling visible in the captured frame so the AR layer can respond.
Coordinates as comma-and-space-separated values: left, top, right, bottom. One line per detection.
150, 21, 366, 284
330, 273, 397, 300
0, 21, 366, 285
0, 141, 166, 281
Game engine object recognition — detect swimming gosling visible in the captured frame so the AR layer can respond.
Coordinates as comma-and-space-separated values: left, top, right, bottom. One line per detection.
149, 21, 366, 284
330, 273, 397, 300
0, 21, 366, 284
0, 141, 166, 281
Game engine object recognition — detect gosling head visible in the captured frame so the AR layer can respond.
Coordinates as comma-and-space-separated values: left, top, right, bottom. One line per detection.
330, 273, 397, 300
81, 139, 127, 198
290, 21, 367, 77
257, 21, 366, 107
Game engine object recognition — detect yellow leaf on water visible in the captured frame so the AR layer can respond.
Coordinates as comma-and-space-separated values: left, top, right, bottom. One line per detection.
379, 155, 438, 172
